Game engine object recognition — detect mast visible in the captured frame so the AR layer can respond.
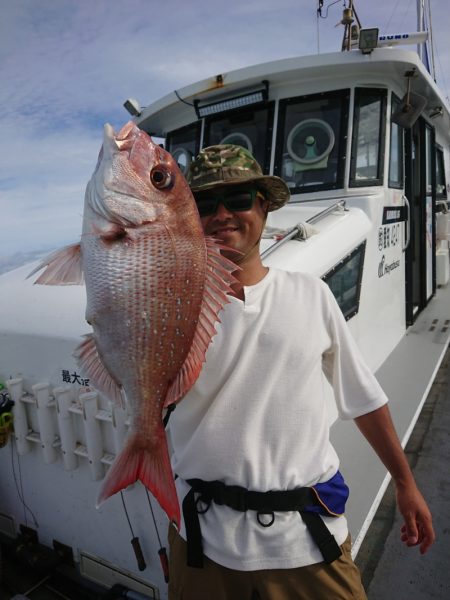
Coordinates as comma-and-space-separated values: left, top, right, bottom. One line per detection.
416, 0, 435, 79
340, 0, 361, 52
417, 0, 424, 61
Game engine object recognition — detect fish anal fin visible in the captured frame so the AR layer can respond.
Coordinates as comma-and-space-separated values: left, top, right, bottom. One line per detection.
164, 238, 239, 407
74, 334, 123, 406
28, 243, 84, 285
97, 429, 180, 527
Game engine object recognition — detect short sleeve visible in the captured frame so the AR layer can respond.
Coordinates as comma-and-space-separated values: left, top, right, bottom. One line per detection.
321, 282, 388, 420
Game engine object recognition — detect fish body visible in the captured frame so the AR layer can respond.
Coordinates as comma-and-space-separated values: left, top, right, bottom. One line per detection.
31, 122, 237, 526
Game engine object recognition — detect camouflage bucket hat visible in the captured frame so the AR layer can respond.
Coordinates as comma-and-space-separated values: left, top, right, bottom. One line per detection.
187, 144, 290, 211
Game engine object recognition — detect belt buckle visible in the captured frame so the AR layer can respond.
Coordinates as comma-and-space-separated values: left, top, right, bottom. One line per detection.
256, 511, 275, 527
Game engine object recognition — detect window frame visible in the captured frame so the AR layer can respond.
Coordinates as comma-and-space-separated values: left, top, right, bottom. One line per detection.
388, 94, 404, 189
349, 88, 387, 188
435, 145, 447, 199
203, 101, 275, 174
165, 121, 202, 174
274, 89, 350, 194
322, 241, 366, 321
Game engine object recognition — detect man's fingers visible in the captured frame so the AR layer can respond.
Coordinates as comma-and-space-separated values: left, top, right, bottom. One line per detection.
419, 519, 436, 554
396, 486, 435, 554
401, 517, 435, 553
402, 514, 419, 546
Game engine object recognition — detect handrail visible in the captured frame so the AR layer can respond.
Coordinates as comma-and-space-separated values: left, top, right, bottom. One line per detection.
402, 195, 411, 253
287, 190, 380, 205
308, 200, 347, 224
436, 199, 449, 213
261, 200, 346, 259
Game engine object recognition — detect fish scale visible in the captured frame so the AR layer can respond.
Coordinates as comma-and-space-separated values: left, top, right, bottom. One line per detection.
85, 226, 205, 414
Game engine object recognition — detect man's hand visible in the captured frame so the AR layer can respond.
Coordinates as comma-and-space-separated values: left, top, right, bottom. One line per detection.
396, 484, 435, 554
355, 405, 435, 554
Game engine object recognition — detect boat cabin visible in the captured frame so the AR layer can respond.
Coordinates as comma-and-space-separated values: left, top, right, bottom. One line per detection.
1, 37, 449, 600
134, 47, 450, 372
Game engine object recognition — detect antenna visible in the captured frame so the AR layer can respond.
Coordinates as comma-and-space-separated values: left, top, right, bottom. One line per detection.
425, 0, 437, 81
340, 1, 362, 52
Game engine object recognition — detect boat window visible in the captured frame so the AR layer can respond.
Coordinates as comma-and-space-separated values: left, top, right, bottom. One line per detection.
274, 90, 349, 194
322, 242, 366, 321
425, 125, 434, 196
166, 122, 201, 176
203, 103, 274, 174
350, 88, 387, 187
436, 147, 447, 198
388, 95, 404, 189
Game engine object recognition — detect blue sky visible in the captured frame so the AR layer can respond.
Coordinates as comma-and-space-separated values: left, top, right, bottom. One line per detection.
1, 0, 449, 264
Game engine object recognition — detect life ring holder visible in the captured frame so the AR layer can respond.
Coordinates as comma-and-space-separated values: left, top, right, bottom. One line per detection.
287, 119, 335, 165
220, 132, 253, 154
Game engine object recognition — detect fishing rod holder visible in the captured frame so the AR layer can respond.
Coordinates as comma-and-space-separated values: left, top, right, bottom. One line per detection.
5, 378, 130, 481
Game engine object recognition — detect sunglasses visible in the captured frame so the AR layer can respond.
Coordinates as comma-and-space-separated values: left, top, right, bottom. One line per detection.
194, 188, 264, 217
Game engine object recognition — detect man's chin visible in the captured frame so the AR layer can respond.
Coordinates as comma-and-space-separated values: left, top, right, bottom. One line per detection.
220, 247, 242, 263
209, 230, 239, 247
205, 230, 244, 262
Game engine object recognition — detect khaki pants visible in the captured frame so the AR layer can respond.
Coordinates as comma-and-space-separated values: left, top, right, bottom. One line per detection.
168, 525, 367, 600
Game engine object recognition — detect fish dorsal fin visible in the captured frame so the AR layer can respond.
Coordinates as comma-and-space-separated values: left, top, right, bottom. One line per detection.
27, 243, 84, 285
164, 237, 239, 407
74, 334, 123, 406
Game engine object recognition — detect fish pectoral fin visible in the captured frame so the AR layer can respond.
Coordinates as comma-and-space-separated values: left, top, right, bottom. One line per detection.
164, 237, 239, 407
27, 243, 84, 285
74, 334, 123, 406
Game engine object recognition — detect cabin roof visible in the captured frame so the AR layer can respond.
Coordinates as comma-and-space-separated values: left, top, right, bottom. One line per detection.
136, 48, 450, 137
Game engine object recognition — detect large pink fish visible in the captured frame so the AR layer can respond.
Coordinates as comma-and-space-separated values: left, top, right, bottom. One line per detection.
30, 122, 237, 526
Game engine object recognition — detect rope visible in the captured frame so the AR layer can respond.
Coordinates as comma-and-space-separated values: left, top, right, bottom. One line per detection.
10, 439, 39, 528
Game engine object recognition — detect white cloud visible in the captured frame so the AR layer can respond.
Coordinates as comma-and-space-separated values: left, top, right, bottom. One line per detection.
1, 0, 449, 259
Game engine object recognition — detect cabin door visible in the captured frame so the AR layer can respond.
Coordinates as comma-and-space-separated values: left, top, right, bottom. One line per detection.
404, 118, 436, 325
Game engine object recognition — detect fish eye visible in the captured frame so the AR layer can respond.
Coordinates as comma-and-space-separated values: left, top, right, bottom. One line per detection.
150, 167, 173, 190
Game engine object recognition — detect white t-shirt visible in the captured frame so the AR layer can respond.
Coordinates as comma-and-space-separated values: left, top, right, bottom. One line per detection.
168, 269, 388, 571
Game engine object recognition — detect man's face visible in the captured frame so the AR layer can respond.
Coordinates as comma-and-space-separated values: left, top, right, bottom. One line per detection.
195, 186, 269, 260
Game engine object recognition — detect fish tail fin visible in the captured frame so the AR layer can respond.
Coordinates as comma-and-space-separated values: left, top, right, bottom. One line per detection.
97, 430, 180, 527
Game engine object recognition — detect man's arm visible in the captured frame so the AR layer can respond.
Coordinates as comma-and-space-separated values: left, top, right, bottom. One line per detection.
354, 404, 435, 554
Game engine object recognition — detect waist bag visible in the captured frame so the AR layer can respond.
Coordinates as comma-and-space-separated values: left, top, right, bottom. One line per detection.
182, 470, 349, 568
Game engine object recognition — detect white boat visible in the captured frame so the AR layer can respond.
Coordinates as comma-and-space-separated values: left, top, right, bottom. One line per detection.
1, 2, 449, 597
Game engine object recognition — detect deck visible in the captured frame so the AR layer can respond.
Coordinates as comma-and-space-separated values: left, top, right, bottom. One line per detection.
357, 345, 450, 599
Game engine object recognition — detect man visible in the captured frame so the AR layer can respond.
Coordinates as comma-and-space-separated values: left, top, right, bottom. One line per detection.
167, 144, 434, 600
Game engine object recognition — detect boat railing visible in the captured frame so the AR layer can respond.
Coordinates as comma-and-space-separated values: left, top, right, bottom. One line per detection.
261, 200, 347, 259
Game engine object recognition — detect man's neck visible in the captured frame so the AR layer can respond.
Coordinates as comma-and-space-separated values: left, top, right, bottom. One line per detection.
231, 252, 268, 299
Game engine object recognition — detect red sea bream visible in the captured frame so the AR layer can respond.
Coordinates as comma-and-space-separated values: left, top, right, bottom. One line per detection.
30, 122, 237, 526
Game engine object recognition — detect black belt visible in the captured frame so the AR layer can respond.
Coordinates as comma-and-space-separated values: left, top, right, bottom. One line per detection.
182, 478, 342, 568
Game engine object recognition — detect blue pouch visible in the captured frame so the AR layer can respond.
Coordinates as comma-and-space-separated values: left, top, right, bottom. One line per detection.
306, 470, 349, 516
